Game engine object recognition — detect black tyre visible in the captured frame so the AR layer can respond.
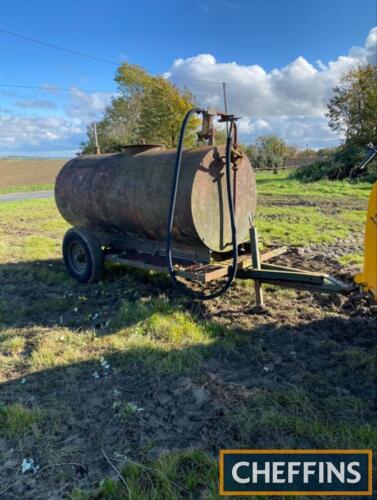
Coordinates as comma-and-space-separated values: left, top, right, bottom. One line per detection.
63, 228, 104, 283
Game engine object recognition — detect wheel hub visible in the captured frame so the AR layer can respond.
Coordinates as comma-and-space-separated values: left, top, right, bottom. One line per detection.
69, 242, 87, 274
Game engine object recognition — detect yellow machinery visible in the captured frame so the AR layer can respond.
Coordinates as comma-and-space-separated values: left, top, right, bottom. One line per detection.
354, 144, 377, 300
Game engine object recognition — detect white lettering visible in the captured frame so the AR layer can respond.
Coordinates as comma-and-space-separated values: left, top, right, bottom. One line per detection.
252, 461, 270, 483
232, 461, 250, 484
318, 461, 324, 483
303, 462, 317, 483
272, 462, 286, 483
287, 462, 301, 483
347, 462, 361, 484
230, 458, 361, 488
327, 462, 345, 483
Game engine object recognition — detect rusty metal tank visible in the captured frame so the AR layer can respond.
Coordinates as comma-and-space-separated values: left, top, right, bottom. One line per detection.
55, 144, 257, 254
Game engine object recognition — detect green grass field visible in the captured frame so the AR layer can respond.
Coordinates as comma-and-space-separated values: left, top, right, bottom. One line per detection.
0, 171, 375, 498
257, 169, 372, 198
0, 183, 54, 195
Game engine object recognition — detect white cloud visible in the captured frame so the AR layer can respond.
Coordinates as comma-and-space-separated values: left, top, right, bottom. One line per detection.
65, 87, 112, 121
0, 87, 113, 156
0, 27, 375, 155
166, 27, 377, 147
0, 115, 81, 147
235, 117, 270, 135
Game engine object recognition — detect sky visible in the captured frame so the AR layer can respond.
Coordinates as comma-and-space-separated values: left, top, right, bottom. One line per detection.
0, 0, 376, 156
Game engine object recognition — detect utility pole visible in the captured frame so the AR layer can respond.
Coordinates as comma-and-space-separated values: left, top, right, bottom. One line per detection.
222, 82, 229, 133
222, 82, 228, 114
93, 122, 101, 155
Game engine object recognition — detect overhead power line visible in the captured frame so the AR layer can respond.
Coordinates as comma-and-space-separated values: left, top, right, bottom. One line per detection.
0, 26, 329, 114
0, 27, 119, 66
0, 27, 225, 86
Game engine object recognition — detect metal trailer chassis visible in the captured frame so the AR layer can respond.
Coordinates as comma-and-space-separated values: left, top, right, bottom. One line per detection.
63, 225, 349, 308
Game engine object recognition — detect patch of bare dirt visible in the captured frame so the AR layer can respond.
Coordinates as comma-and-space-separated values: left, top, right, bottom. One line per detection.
258, 194, 368, 212
0, 159, 66, 189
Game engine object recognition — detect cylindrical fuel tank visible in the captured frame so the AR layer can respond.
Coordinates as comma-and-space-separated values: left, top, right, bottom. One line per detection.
55, 145, 257, 253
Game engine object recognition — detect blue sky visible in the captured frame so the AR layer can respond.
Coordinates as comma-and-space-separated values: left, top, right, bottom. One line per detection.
0, 0, 376, 156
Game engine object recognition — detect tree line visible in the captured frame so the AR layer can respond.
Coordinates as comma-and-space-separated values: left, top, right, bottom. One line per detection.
294, 64, 376, 182
81, 62, 376, 181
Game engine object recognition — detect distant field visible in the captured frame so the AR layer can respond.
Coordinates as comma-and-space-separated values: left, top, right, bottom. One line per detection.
257, 169, 372, 198
0, 158, 67, 194
0, 161, 372, 199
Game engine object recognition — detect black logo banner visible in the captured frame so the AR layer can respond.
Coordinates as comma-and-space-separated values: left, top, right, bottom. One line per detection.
219, 450, 372, 496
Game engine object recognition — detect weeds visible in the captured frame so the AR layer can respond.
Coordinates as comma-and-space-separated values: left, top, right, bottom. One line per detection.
70, 450, 219, 500
0, 402, 40, 438
338, 252, 363, 266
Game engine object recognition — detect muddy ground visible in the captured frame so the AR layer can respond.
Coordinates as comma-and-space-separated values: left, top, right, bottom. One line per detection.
0, 176, 376, 499
0, 237, 376, 498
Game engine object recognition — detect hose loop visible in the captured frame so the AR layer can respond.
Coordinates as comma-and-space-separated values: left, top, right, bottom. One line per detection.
166, 108, 238, 300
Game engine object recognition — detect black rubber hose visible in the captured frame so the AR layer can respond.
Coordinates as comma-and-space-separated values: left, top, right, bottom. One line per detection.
166, 108, 238, 300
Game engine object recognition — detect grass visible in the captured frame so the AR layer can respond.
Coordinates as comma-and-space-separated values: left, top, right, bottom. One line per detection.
256, 205, 360, 246
338, 252, 364, 266
0, 171, 375, 498
0, 183, 54, 195
0, 402, 40, 438
219, 388, 377, 449
0, 199, 68, 263
257, 169, 372, 198
70, 450, 220, 500
255, 170, 368, 245
24, 302, 214, 376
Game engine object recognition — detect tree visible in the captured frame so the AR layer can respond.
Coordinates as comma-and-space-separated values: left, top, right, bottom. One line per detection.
256, 135, 289, 158
81, 63, 198, 154
244, 135, 290, 170
291, 65, 377, 182
327, 64, 377, 146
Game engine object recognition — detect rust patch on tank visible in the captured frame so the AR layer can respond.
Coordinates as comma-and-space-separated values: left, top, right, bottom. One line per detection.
55, 146, 257, 253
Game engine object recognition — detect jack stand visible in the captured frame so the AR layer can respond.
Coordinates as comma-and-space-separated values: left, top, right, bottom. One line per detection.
237, 226, 351, 308
250, 226, 264, 309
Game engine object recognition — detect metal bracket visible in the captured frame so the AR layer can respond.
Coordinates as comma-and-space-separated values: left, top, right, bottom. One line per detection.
217, 113, 241, 123
238, 226, 351, 307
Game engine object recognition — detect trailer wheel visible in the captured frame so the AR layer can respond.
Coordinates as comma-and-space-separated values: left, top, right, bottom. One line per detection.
63, 228, 104, 283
